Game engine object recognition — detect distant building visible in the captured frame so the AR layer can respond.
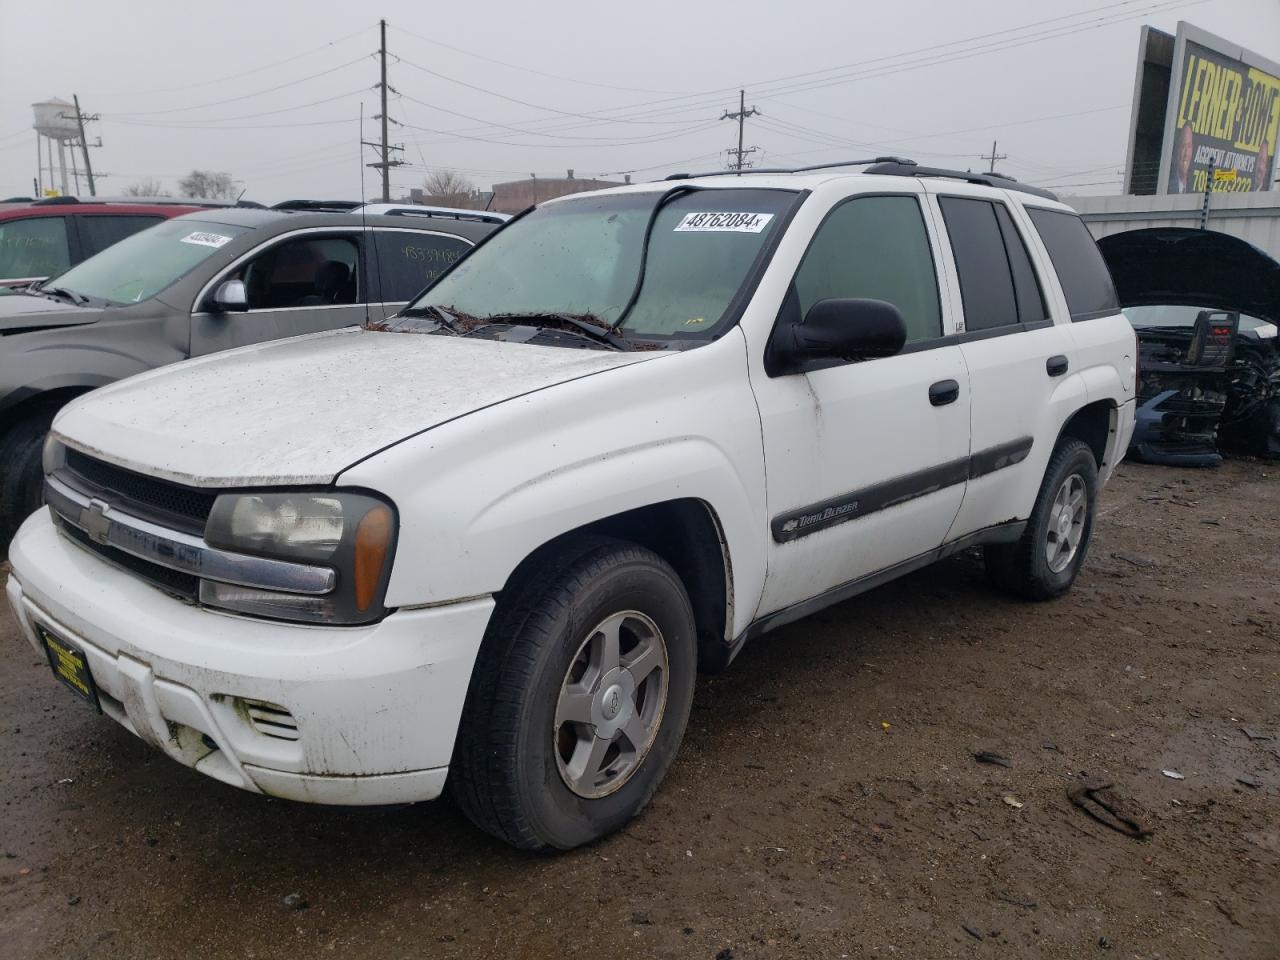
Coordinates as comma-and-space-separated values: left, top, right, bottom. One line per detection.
488, 170, 629, 214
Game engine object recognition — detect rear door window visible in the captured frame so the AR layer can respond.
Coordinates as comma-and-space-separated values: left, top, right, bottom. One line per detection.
1026, 208, 1119, 321
938, 197, 1020, 332
371, 230, 471, 302
0, 216, 70, 279
992, 204, 1047, 324
78, 215, 164, 257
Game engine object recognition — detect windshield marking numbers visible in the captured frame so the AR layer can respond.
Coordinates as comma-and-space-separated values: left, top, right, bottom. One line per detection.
180, 232, 233, 249
673, 212, 774, 234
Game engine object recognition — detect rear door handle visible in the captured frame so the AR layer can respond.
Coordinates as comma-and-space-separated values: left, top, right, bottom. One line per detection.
929, 379, 960, 406
1046, 355, 1069, 377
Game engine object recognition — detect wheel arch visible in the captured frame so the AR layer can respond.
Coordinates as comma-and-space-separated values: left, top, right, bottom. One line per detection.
1055, 398, 1117, 470
0, 381, 102, 436
497, 498, 734, 673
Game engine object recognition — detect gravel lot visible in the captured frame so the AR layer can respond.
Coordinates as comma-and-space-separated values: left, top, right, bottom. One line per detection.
1, 460, 1277, 959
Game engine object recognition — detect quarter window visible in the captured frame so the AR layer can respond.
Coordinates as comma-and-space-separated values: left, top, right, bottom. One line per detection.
792, 195, 942, 343
1026, 208, 1120, 321
371, 231, 471, 303
0, 216, 70, 280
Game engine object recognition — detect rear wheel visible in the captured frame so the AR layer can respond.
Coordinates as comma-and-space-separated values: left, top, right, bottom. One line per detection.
449, 537, 697, 850
985, 438, 1098, 600
0, 412, 55, 552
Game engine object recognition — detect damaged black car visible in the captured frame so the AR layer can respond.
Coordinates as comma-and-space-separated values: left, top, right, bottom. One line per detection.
1099, 227, 1280, 465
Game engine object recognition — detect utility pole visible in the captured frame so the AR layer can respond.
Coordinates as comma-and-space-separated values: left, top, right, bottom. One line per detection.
721, 90, 760, 173
379, 19, 390, 201
68, 96, 96, 197
980, 140, 1007, 174
366, 19, 405, 201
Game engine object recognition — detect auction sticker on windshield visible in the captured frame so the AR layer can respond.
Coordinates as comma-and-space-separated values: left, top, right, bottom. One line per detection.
673, 212, 774, 233
180, 231, 233, 248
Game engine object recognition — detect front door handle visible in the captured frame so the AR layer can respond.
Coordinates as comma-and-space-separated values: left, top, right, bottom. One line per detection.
1046, 355, 1069, 377
929, 379, 960, 406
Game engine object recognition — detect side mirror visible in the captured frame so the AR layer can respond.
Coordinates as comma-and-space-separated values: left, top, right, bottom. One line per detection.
770, 298, 908, 373
212, 279, 248, 312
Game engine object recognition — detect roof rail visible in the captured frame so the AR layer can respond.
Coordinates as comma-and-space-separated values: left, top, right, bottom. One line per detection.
664, 156, 915, 180
863, 160, 1059, 201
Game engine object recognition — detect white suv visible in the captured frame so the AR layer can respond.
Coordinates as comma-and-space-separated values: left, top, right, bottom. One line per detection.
8, 159, 1136, 850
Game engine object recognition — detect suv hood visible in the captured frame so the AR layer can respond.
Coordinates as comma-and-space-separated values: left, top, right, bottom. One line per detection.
0, 291, 98, 332
1097, 227, 1280, 325
54, 327, 655, 487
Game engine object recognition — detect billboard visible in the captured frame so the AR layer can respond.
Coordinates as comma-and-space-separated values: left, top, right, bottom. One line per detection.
1123, 23, 1280, 195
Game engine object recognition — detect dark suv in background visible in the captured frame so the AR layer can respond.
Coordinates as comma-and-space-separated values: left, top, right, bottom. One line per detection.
0, 206, 498, 543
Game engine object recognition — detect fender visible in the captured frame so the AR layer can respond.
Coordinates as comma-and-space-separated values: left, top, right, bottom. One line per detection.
339, 331, 769, 639
0, 373, 114, 420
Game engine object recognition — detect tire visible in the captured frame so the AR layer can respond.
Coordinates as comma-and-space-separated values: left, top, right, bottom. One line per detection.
984, 438, 1098, 601
0, 412, 55, 553
449, 536, 697, 851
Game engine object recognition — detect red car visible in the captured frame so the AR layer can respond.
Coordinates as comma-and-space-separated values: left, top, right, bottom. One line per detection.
0, 198, 210, 289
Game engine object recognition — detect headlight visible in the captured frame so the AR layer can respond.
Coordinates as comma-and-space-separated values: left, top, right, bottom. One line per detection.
42, 434, 65, 475
202, 491, 396, 624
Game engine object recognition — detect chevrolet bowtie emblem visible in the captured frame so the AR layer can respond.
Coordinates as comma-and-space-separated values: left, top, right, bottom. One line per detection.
79, 499, 111, 545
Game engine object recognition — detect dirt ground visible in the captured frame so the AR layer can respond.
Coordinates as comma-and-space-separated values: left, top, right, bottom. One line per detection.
1, 460, 1277, 960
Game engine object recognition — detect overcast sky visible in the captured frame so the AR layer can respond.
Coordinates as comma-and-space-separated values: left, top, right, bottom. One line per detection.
2, 0, 1278, 203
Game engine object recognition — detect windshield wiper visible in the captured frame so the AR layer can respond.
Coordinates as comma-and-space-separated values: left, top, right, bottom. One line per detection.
479, 313, 632, 351
40, 285, 89, 306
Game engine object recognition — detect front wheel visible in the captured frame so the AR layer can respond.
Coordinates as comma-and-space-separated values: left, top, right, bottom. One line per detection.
449, 538, 697, 850
0, 412, 55, 552
985, 438, 1099, 600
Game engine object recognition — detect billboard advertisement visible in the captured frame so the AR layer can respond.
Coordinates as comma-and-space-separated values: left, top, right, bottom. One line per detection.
1124, 23, 1280, 195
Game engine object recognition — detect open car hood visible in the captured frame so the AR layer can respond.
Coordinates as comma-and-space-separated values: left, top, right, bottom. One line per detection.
1097, 227, 1280, 325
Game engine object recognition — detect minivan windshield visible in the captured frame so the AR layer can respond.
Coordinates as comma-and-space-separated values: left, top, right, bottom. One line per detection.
42, 218, 249, 305
401, 188, 796, 340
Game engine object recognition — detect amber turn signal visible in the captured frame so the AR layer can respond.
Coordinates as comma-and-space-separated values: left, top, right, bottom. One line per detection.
353, 504, 393, 611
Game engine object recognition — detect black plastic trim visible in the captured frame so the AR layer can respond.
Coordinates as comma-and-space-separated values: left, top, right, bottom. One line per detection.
770, 436, 1032, 544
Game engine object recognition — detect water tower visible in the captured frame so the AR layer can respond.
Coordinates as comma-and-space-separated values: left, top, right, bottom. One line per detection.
32, 98, 82, 197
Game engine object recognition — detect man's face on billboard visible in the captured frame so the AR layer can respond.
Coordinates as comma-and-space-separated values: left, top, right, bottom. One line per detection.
1177, 125, 1194, 178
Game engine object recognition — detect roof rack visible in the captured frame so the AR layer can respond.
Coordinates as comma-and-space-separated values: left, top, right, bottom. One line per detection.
662, 156, 1058, 201
863, 160, 1058, 201
664, 156, 914, 180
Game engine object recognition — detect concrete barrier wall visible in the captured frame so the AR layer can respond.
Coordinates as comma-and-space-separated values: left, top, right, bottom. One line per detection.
1061, 192, 1280, 260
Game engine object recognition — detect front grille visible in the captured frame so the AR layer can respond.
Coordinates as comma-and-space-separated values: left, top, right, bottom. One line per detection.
56, 516, 200, 601
62, 448, 216, 535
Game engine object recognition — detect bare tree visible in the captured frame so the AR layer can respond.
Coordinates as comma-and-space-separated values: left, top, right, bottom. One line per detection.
421, 169, 476, 207
178, 170, 237, 200
122, 178, 169, 198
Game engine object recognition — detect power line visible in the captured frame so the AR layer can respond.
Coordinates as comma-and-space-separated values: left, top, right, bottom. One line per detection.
389, 23, 690, 96
89, 26, 374, 98
109, 55, 372, 117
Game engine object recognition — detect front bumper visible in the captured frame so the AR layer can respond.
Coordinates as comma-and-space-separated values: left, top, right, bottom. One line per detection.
7, 511, 494, 805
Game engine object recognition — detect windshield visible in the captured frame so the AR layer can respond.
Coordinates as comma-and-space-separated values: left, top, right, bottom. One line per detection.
1124, 304, 1269, 334
44, 218, 249, 305
404, 188, 796, 338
